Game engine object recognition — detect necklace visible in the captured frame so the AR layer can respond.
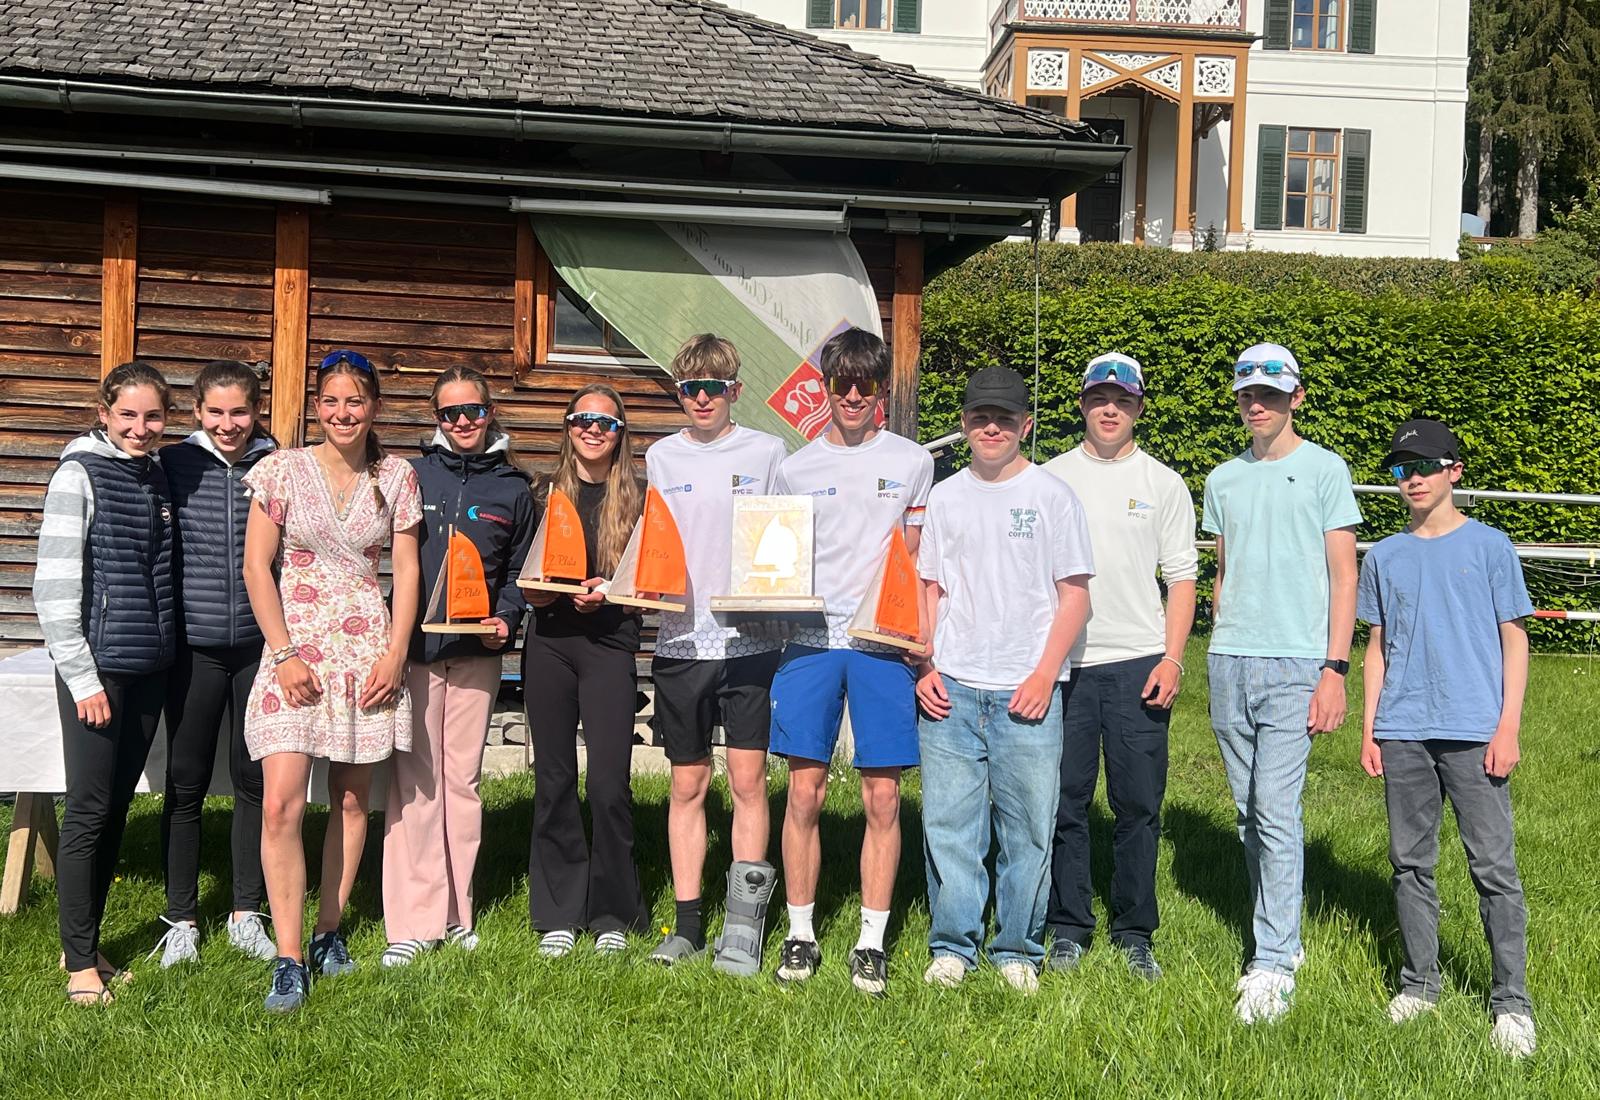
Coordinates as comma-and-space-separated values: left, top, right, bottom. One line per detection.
316, 451, 366, 519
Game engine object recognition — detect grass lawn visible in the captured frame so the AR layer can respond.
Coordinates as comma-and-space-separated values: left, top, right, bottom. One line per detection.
2, 640, 1598, 1098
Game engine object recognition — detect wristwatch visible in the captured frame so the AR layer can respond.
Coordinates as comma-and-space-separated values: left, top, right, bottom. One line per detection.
1320, 659, 1350, 676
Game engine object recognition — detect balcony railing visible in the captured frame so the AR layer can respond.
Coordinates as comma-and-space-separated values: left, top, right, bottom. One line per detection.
992, 0, 1245, 33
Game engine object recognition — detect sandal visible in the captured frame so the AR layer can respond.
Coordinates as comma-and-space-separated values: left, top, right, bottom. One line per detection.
65, 985, 113, 1006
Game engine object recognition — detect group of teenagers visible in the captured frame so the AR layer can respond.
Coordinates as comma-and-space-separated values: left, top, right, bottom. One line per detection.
33, 328, 1538, 1057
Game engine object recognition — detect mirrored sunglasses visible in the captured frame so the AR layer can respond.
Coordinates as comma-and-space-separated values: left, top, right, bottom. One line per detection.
1389, 458, 1456, 480
319, 349, 374, 374
565, 411, 625, 434
1083, 361, 1142, 388
1233, 359, 1298, 380
827, 375, 879, 398
437, 402, 490, 424
677, 378, 733, 400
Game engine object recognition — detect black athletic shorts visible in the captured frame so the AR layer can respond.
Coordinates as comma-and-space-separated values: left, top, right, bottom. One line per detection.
650, 650, 783, 764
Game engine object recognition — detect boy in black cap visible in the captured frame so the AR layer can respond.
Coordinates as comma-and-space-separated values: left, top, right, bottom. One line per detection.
1357, 418, 1536, 1058
914, 367, 1095, 993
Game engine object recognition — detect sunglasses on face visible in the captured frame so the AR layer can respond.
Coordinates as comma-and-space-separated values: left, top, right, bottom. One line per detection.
437, 402, 490, 424
1390, 458, 1456, 480
677, 378, 733, 400
318, 349, 374, 374
827, 375, 879, 398
1234, 359, 1298, 380
565, 411, 625, 434
1084, 361, 1142, 388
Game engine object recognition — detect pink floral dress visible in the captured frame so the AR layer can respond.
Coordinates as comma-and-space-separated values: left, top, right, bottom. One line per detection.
242, 448, 423, 763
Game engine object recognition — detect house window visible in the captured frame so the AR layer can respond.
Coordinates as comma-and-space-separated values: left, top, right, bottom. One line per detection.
1284, 128, 1340, 231
1291, 0, 1342, 51
552, 282, 640, 358
810, 0, 918, 33
836, 0, 890, 30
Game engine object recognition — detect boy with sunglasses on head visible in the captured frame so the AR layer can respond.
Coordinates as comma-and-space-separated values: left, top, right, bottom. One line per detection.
768, 328, 933, 997
645, 334, 788, 974
1202, 342, 1360, 1024
1357, 419, 1536, 1058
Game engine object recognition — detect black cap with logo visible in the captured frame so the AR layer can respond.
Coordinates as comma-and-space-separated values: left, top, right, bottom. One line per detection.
962, 366, 1031, 415
1381, 418, 1461, 468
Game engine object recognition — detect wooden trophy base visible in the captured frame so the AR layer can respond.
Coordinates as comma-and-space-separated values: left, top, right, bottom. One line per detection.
420, 622, 499, 635
518, 579, 590, 595
711, 595, 827, 614
846, 627, 930, 656
606, 593, 687, 613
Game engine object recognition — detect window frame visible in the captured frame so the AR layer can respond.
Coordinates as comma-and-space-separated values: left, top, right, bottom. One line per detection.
835, 0, 894, 31
549, 278, 646, 362
1283, 127, 1342, 232
1290, 0, 1344, 52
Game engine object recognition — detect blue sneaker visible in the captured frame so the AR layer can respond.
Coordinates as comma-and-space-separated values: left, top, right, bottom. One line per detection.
308, 930, 356, 977
264, 957, 312, 1013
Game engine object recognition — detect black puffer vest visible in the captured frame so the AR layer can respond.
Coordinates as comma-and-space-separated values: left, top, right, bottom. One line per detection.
63, 449, 177, 676
161, 435, 273, 649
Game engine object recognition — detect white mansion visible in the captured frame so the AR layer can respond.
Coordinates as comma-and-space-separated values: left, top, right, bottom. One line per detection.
730, 1, 1469, 258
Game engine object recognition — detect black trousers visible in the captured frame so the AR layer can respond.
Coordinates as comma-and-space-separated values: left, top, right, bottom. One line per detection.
160, 642, 266, 920
55, 671, 165, 971
1047, 653, 1170, 949
523, 630, 647, 934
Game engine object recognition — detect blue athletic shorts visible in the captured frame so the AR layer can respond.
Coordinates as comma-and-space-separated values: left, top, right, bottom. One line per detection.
769, 644, 918, 769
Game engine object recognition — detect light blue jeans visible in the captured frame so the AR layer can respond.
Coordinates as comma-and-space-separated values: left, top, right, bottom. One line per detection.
1207, 653, 1321, 976
920, 677, 1064, 970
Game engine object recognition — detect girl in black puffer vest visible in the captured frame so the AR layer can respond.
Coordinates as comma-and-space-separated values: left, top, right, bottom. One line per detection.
33, 361, 176, 1005
149, 361, 279, 969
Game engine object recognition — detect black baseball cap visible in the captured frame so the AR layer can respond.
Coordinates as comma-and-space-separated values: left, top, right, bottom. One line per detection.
962, 366, 1030, 414
1382, 418, 1461, 468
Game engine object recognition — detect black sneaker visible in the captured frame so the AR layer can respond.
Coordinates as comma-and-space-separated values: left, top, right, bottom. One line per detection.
308, 929, 356, 978
263, 957, 312, 1013
1047, 940, 1085, 972
1121, 941, 1162, 982
849, 947, 889, 999
773, 937, 821, 987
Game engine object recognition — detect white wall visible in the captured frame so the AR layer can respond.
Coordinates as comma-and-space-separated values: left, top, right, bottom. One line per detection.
728, 1, 990, 87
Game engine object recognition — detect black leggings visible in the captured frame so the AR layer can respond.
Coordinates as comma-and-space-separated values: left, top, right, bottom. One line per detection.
161, 643, 266, 920
55, 671, 165, 972
523, 630, 647, 934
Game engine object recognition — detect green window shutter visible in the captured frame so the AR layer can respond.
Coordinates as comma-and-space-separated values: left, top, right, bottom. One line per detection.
1255, 125, 1287, 231
808, 0, 833, 28
1263, 0, 1291, 49
1340, 128, 1371, 234
894, 0, 921, 34
1349, 0, 1377, 54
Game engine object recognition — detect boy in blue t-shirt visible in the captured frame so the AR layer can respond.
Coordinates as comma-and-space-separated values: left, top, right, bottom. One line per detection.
1357, 418, 1536, 1059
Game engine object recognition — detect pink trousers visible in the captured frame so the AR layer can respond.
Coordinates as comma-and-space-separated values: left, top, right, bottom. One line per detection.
383, 655, 499, 942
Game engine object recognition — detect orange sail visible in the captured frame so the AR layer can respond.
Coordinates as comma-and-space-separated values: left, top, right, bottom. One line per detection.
873, 527, 921, 639
446, 530, 490, 621
541, 487, 588, 583
633, 486, 687, 596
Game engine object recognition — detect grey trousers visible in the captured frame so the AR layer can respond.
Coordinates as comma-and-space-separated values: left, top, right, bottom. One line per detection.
1380, 739, 1532, 1017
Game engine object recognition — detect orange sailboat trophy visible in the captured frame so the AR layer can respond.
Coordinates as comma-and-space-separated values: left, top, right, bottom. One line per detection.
846, 526, 928, 655
516, 486, 590, 595
603, 486, 688, 612
421, 528, 498, 635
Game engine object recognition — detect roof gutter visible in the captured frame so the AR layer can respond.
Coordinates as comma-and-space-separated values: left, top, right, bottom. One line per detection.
0, 75, 1123, 173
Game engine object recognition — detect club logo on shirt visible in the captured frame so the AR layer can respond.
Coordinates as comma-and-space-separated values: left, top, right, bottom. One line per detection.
466, 505, 513, 527
1127, 498, 1153, 520
1008, 508, 1040, 540
877, 478, 904, 499
731, 474, 759, 494
663, 483, 693, 495
805, 487, 838, 497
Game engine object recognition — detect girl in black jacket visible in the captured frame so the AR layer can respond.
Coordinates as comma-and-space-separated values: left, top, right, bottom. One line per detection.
380, 366, 535, 966
150, 361, 278, 968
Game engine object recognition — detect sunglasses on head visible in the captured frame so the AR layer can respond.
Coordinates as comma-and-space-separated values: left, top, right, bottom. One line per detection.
437, 402, 490, 424
677, 378, 734, 400
318, 349, 374, 374
1083, 361, 1142, 388
826, 375, 879, 398
1234, 359, 1298, 380
1390, 458, 1456, 480
565, 411, 625, 434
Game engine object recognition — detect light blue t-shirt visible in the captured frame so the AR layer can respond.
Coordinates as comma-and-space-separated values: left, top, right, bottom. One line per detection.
1202, 440, 1362, 658
1357, 519, 1533, 742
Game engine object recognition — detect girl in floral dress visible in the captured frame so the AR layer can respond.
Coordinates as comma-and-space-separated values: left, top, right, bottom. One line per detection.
241, 350, 422, 1013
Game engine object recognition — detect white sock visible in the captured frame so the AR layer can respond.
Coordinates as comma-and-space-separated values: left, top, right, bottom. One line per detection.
856, 907, 890, 953
787, 903, 816, 942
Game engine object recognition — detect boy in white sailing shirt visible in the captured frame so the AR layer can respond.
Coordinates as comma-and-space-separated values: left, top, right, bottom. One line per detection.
916, 366, 1094, 995
768, 328, 934, 998
1042, 353, 1197, 981
644, 334, 787, 976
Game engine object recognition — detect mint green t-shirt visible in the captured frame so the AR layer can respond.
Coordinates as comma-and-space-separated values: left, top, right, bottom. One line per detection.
1201, 440, 1361, 658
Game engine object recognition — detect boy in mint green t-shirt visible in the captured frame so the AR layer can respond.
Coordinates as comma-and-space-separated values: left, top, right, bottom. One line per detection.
1200, 343, 1360, 1025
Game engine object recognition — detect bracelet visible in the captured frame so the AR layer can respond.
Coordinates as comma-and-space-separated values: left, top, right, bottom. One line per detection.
271, 646, 299, 667
1159, 655, 1185, 675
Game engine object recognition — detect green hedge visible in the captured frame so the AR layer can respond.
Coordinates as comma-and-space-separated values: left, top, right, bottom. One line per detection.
918, 274, 1600, 646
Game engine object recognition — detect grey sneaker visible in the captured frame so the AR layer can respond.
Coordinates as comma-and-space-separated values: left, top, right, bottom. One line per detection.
308, 929, 356, 977
150, 917, 200, 968
264, 957, 312, 1013
1046, 940, 1085, 972
1121, 941, 1162, 982
227, 912, 277, 961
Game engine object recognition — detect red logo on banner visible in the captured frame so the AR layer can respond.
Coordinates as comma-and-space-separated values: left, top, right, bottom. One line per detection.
766, 319, 886, 441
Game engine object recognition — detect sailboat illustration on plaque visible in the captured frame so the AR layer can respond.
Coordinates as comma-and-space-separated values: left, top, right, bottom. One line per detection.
516, 485, 590, 595
421, 528, 498, 635
846, 526, 928, 654
603, 486, 688, 612
711, 495, 825, 614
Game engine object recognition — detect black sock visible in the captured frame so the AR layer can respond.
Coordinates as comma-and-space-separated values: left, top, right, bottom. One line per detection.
675, 898, 704, 949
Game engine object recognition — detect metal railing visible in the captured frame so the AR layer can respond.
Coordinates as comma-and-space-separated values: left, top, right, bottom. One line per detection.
994, 0, 1246, 32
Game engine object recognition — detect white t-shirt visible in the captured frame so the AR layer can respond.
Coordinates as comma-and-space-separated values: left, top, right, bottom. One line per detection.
779, 430, 934, 651
645, 424, 789, 660
1042, 444, 1199, 667
919, 464, 1096, 691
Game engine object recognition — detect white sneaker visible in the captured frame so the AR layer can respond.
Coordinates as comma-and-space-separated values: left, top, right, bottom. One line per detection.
1234, 968, 1294, 1024
1491, 1013, 1537, 1059
923, 955, 967, 988
998, 961, 1039, 996
149, 917, 200, 968
1387, 992, 1437, 1024
227, 912, 277, 961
